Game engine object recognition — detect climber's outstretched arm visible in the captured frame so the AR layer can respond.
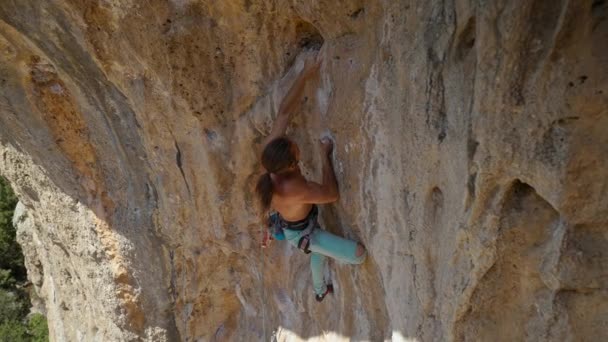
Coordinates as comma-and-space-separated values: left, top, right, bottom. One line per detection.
287, 138, 339, 204
261, 56, 321, 150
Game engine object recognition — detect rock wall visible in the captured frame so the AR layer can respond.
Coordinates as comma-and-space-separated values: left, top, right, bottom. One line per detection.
0, 0, 606, 341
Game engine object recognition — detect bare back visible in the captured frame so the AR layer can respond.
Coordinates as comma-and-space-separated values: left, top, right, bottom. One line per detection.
270, 171, 314, 221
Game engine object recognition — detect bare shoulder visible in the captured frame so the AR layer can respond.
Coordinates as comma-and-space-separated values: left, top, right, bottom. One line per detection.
279, 176, 336, 204
275, 174, 309, 199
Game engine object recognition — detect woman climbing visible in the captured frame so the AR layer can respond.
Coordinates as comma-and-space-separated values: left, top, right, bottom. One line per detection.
256, 52, 367, 302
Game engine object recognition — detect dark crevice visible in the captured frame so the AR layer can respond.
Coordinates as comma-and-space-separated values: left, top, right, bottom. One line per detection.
591, 0, 607, 29
174, 141, 191, 196
168, 249, 178, 303
501, 180, 535, 213
424, 61, 448, 143
467, 138, 479, 161
454, 16, 476, 61
425, 187, 444, 229
578, 75, 588, 84
145, 182, 157, 203
282, 19, 325, 74
349, 7, 365, 19
555, 116, 579, 124
295, 20, 324, 50
467, 172, 477, 201
175, 141, 182, 169
592, 0, 606, 13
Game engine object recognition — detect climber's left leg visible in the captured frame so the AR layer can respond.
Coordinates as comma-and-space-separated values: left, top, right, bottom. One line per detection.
310, 252, 327, 295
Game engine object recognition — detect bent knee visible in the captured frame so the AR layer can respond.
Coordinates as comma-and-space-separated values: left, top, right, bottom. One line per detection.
354, 243, 367, 264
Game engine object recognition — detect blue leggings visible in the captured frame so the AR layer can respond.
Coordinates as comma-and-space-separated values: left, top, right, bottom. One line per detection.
284, 227, 366, 295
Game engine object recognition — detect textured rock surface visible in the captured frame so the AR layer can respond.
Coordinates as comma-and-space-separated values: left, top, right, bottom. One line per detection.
0, 0, 607, 341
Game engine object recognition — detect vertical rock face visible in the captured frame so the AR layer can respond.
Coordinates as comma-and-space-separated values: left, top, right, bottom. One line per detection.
0, 0, 606, 341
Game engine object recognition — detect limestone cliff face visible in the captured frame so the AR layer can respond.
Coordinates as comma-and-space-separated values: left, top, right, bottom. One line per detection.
0, 1, 606, 341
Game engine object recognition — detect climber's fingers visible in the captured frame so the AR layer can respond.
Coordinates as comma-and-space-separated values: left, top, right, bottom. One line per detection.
320, 137, 334, 155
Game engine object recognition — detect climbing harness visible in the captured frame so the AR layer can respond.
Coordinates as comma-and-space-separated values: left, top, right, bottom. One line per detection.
267, 205, 319, 254
267, 212, 286, 241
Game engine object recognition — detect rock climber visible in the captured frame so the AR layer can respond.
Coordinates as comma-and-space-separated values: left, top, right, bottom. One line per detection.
256, 52, 367, 302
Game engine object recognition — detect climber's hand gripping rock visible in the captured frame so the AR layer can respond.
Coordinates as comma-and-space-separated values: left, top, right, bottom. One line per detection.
320, 137, 333, 156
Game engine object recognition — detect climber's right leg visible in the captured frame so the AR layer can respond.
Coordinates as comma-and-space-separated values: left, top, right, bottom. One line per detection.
309, 229, 367, 264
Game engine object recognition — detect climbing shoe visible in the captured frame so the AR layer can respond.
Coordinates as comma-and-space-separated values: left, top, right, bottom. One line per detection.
315, 284, 333, 302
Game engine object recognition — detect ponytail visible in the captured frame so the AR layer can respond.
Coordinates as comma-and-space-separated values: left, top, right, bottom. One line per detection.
255, 137, 298, 220
255, 172, 273, 218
